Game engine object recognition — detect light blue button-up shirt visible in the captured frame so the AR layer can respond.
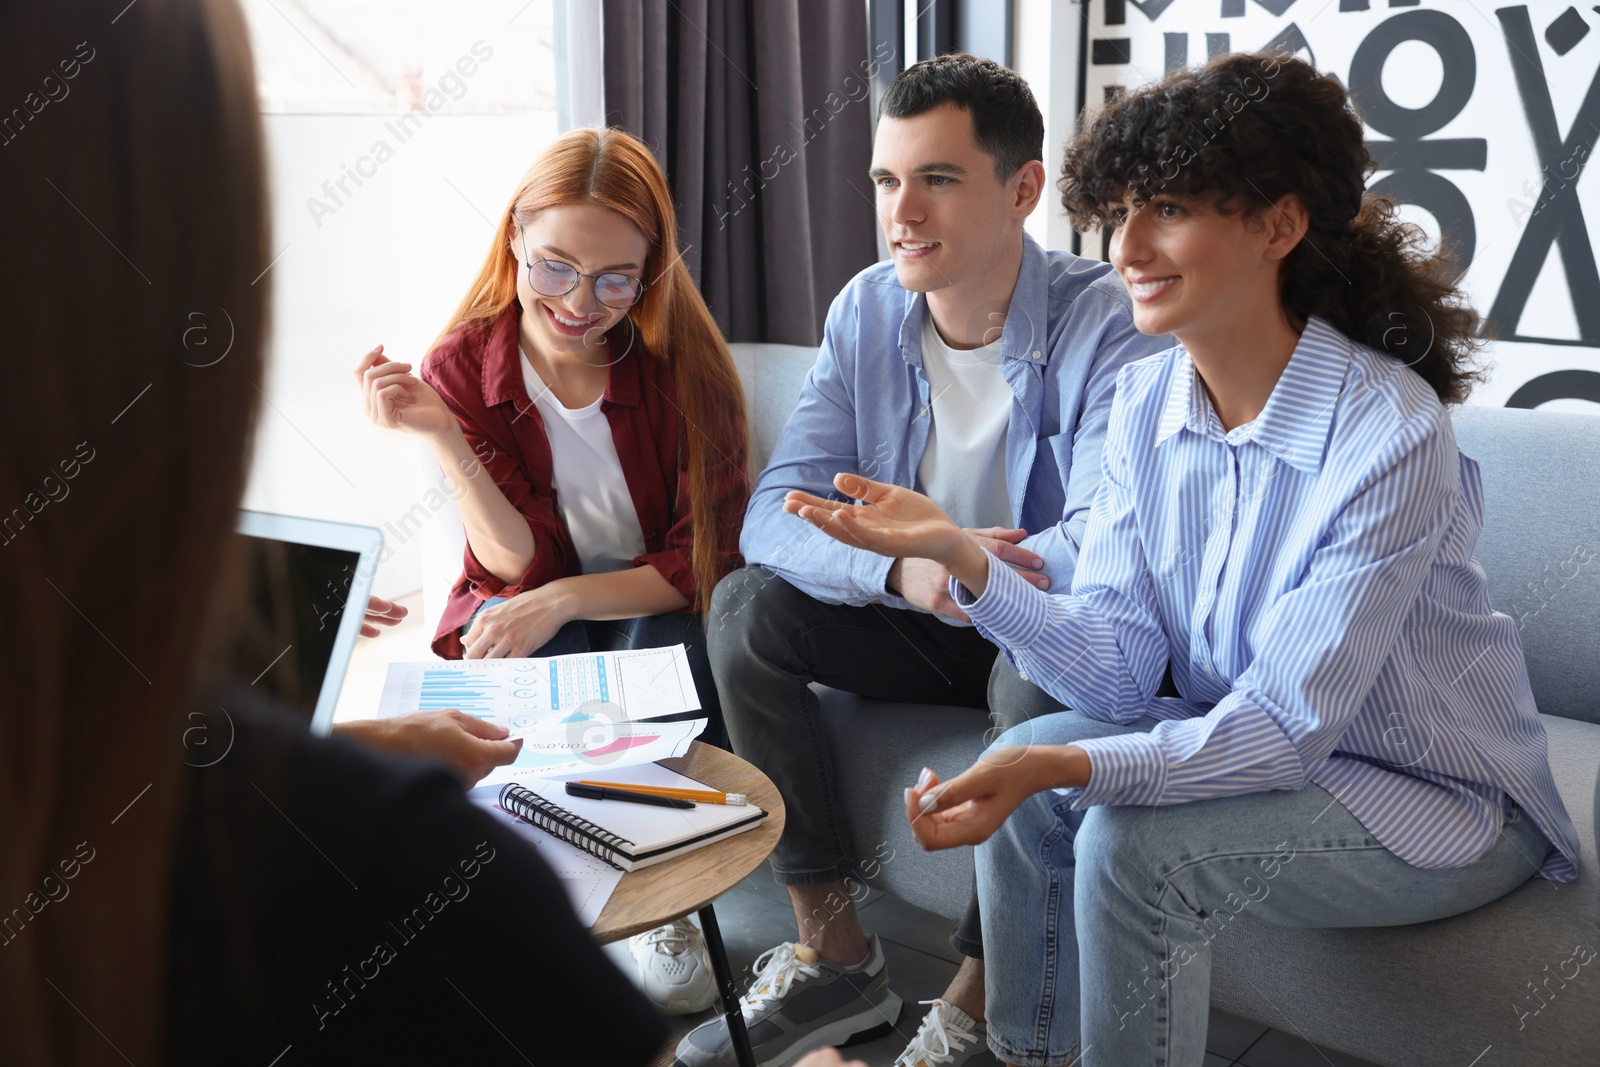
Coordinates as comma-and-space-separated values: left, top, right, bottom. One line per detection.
742, 233, 1167, 611
956, 317, 1580, 880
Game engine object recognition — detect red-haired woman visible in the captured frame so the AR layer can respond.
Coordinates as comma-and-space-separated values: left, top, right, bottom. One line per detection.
357, 127, 746, 694
355, 126, 749, 1014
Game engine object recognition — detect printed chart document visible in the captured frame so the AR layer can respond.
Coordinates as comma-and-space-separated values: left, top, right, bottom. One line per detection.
376, 643, 705, 784
470, 784, 623, 927
485, 717, 706, 785
377, 643, 700, 734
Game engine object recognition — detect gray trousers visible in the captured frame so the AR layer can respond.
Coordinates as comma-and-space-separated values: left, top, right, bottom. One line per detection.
708, 567, 1061, 959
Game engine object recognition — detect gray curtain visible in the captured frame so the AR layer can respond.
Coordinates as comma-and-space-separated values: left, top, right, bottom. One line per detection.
602, 0, 880, 346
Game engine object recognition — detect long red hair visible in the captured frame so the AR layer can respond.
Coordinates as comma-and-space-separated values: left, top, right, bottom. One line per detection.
436, 128, 749, 611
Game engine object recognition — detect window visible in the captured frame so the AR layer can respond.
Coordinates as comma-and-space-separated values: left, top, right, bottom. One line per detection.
240, 0, 559, 601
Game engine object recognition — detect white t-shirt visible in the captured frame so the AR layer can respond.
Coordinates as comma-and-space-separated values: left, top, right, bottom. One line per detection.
521, 350, 647, 574
913, 311, 1014, 532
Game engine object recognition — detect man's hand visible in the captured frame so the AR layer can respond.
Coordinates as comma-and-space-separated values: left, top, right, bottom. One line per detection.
887, 556, 971, 621
333, 709, 522, 786
967, 526, 1050, 591
885, 528, 1048, 622
361, 595, 409, 638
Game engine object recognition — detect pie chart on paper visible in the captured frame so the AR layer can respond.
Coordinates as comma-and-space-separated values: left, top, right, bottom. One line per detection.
582, 732, 662, 759
481, 718, 708, 786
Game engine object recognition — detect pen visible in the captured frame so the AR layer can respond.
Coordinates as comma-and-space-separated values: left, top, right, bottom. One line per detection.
565, 782, 694, 809
574, 780, 748, 806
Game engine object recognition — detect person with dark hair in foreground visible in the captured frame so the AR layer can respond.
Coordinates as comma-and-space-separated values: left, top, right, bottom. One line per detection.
787, 53, 1579, 1067
0, 2, 664, 1064
693, 52, 1167, 1067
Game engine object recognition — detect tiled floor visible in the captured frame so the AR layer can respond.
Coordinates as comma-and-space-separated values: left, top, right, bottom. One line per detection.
626, 859, 1387, 1067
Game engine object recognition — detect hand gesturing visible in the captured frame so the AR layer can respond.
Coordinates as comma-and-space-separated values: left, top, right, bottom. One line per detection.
354, 343, 456, 440
784, 473, 967, 565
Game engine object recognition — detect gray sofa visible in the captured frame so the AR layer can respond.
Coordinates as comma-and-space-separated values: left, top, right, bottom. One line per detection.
729, 341, 1600, 1067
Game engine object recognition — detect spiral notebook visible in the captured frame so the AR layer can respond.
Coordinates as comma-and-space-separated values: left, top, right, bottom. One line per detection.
496, 764, 767, 872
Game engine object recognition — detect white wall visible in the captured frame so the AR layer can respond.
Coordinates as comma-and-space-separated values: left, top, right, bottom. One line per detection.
245, 111, 558, 601
1013, 0, 1083, 253
238, 0, 560, 602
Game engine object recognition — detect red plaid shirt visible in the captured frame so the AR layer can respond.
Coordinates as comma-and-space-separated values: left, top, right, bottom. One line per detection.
422, 308, 747, 658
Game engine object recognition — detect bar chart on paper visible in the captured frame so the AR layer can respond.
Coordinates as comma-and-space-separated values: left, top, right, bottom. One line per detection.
375, 644, 701, 738
410, 668, 502, 717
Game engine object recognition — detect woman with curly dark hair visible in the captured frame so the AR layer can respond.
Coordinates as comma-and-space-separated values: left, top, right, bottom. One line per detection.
783, 53, 1579, 1066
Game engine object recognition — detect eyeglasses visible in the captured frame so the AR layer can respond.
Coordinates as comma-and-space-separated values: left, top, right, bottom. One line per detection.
521, 237, 646, 309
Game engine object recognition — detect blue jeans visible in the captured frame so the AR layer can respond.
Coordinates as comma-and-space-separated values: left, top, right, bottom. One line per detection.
977, 711, 1551, 1067
466, 598, 726, 749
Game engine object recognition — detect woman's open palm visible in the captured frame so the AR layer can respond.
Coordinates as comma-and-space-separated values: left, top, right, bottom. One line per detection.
784, 473, 966, 563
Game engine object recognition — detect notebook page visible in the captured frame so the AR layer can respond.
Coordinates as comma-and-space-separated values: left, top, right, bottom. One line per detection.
469, 789, 624, 927
519, 763, 763, 854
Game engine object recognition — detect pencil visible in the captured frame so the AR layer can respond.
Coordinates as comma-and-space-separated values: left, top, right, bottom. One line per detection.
574, 780, 748, 806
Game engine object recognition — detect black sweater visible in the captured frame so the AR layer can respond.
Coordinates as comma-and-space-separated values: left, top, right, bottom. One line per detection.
166, 689, 667, 1065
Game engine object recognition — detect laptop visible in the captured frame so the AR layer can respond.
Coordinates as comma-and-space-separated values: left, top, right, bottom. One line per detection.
229, 511, 383, 734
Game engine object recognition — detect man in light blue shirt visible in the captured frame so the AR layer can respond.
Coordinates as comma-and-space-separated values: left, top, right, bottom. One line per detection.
681, 55, 1167, 1067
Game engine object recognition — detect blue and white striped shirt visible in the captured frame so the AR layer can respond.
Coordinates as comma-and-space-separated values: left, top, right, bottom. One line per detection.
955, 317, 1579, 881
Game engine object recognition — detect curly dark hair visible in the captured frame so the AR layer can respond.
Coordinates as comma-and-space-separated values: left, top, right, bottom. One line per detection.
881, 52, 1044, 181
1060, 52, 1484, 404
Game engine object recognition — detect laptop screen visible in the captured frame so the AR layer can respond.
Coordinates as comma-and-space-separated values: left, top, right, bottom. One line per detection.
233, 535, 362, 717
223, 512, 382, 732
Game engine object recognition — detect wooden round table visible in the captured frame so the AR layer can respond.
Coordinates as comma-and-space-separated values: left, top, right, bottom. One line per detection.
591, 742, 785, 1067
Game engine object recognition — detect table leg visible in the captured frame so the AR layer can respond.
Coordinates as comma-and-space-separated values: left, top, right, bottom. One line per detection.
697, 903, 756, 1067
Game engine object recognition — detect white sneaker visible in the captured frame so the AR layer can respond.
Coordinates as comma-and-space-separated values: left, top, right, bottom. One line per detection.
894, 998, 998, 1066
627, 919, 718, 1014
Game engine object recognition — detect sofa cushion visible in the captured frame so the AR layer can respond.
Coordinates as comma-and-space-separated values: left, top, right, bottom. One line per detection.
1451, 406, 1600, 724
1209, 713, 1600, 1067
728, 341, 821, 471
817, 687, 990, 920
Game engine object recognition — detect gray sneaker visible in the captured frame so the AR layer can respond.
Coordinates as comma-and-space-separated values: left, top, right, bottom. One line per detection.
673, 935, 902, 1067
